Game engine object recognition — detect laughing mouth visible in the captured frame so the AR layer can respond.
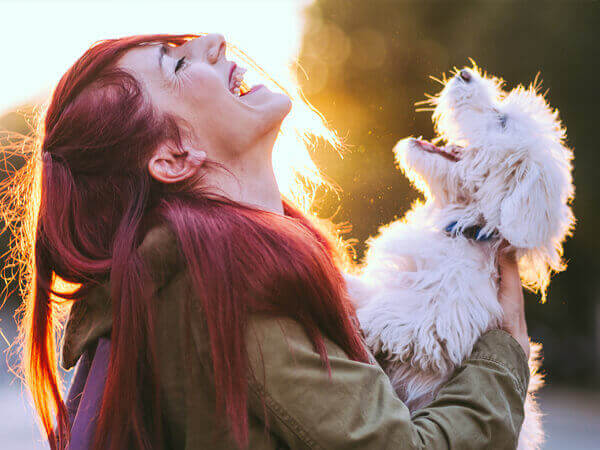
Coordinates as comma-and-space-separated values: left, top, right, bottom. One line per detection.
228, 63, 237, 85
413, 139, 461, 162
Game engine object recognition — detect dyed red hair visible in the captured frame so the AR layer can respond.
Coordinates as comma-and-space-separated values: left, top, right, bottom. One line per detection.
7, 34, 369, 449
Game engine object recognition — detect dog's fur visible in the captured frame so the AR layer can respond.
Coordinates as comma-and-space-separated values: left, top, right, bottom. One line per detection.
347, 66, 574, 449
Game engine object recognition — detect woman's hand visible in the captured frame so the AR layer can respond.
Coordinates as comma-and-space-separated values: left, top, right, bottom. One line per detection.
497, 242, 530, 360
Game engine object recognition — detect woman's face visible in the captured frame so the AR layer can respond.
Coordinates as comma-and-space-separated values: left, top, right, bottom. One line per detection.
117, 34, 292, 161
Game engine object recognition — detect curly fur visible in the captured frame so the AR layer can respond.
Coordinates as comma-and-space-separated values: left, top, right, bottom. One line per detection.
347, 65, 574, 449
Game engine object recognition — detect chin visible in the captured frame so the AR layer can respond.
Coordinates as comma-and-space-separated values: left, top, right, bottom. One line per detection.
278, 92, 293, 116
261, 89, 291, 115
256, 91, 292, 134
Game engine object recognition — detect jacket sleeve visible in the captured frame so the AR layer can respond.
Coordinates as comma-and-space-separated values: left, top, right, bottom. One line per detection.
245, 314, 530, 450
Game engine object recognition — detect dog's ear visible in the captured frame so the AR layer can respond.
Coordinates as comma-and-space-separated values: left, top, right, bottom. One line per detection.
499, 163, 553, 249
498, 158, 574, 297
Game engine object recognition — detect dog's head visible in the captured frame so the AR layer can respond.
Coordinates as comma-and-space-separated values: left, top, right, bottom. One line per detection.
395, 65, 575, 296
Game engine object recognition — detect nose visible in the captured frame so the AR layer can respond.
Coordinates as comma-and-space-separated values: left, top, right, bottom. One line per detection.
185, 33, 226, 63
459, 69, 472, 82
204, 33, 226, 62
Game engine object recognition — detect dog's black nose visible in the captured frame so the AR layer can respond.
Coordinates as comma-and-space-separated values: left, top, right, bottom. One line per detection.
460, 69, 472, 82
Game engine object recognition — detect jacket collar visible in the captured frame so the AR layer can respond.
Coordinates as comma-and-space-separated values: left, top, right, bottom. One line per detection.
60, 224, 183, 370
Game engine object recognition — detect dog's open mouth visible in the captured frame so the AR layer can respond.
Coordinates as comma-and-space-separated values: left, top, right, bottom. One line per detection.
414, 139, 462, 162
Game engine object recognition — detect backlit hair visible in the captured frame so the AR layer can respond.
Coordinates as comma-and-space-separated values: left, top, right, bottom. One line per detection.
0, 34, 367, 450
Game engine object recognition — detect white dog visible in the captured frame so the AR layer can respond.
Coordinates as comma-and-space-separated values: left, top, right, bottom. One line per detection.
347, 66, 574, 449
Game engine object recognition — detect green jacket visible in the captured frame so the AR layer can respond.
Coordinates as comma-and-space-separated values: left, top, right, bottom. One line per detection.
61, 224, 530, 449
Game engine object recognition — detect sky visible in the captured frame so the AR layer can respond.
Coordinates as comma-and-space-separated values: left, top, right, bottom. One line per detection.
0, 0, 312, 114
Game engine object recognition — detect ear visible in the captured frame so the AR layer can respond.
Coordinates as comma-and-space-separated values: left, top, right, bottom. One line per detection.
499, 163, 556, 249
147, 144, 206, 184
499, 157, 574, 298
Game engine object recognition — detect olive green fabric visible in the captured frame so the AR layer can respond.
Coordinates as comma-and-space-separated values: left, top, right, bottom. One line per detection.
61, 224, 530, 449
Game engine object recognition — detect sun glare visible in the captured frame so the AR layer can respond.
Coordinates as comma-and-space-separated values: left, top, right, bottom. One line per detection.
0, 0, 312, 113
0, 0, 342, 210
1, 0, 339, 312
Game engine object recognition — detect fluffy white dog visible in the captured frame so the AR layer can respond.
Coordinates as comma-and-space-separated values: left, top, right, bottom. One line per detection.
347, 66, 574, 449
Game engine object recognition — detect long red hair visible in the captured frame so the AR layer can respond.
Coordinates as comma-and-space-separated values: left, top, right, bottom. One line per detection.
4, 34, 369, 449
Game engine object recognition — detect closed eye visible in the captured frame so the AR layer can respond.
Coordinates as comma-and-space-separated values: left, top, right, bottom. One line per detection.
175, 57, 186, 73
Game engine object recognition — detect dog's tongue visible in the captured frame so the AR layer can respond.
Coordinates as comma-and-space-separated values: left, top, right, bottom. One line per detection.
415, 139, 461, 162
417, 140, 440, 152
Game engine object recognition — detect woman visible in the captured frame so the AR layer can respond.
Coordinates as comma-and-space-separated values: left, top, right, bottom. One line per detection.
7, 33, 530, 449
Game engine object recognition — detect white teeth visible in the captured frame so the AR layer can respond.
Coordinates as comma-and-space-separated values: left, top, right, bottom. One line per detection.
230, 66, 247, 95
231, 80, 241, 96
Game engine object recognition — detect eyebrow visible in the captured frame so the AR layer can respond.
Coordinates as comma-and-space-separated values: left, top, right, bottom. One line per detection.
158, 44, 167, 70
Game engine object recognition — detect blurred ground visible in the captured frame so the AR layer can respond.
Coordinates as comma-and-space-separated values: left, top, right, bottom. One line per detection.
0, 385, 47, 450
539, 387, 600, 450
0, 378, 598, 449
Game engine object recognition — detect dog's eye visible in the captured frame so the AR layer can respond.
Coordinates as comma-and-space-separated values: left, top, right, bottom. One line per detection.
499, 114, 508, 130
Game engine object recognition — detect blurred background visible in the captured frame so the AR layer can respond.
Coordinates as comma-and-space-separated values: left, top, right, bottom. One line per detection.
1, 0, 598, 448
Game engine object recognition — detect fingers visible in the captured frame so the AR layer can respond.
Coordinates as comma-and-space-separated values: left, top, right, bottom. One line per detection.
494, 241, 529, 358
497, 241, 518, 284
498, 239, 516, 259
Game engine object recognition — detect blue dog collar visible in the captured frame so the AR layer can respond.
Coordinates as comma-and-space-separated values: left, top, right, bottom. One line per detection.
445, 221, 495, 241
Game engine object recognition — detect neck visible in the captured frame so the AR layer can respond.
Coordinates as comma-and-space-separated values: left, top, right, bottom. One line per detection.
204, 128, 284, 215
